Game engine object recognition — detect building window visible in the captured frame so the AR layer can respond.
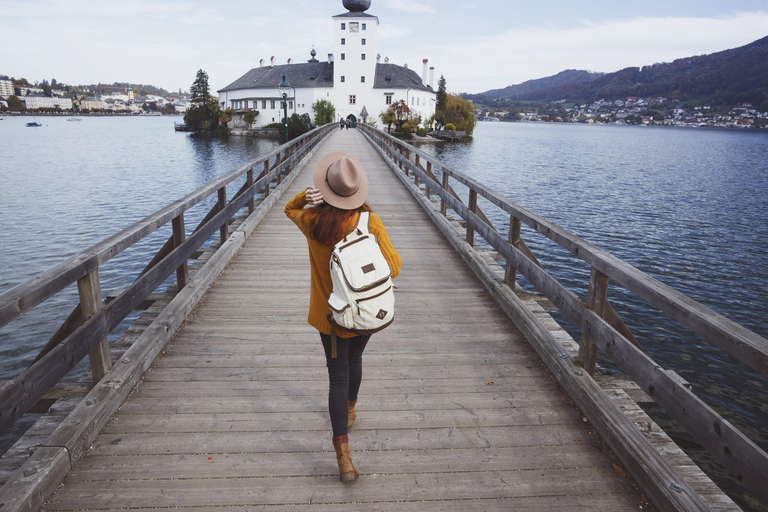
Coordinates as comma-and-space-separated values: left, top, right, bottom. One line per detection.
341, 53, 345, 60
349, 95, 356, 105
341, 23, 345, 30
361, 76, 365, 83
361, 54, 366, 60
386, 95, 392, 105
289, 101, 293, 109
271, 100, 275, 109
262, 100, 267, 109
341, 76, 345, 83
417, 97, 420, 106
341, 38, 345, 45
362, 23, 366, 30
350, 22, 359, 32
362, 38, 366, 45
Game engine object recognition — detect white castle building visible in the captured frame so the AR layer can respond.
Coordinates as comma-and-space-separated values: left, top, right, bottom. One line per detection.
217, 0, 436, 129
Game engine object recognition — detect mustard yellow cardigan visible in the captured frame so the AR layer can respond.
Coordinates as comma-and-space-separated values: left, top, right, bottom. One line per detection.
285, 190, 402, 337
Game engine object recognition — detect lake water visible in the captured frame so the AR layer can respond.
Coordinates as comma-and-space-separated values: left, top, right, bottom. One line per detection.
0, 115, 280, 451
413, 121, 768, 511
1, 117, 767, 509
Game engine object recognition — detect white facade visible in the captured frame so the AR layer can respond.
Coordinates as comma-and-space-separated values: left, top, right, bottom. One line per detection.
21, 94, 73, 110
0, 78, 13, 97
218, 1, 436, 129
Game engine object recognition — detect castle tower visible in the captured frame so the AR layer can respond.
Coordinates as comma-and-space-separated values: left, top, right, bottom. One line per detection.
333, 0, 378, 120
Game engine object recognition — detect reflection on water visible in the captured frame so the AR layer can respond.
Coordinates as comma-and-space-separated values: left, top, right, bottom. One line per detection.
414, 122, 768, 512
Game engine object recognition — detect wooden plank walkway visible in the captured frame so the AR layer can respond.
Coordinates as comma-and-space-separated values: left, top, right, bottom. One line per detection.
43, 129, 648, 510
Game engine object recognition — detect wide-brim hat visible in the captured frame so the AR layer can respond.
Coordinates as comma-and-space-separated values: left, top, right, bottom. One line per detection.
313, 152, 369, 210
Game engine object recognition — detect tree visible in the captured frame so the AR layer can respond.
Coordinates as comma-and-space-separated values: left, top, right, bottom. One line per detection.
378, 109, 396, 133
7, 95, 22, 110
184, 69, 219, 132
51, 78, 58, 89
439, 93, 477, 136
392, 99, 410, 129
41, 79, 51, 94
286, 113, 314, 140
311, 99, 336, 126
436, 75, 447, 115
164, 103, 176, 113
243, 109, 259, 128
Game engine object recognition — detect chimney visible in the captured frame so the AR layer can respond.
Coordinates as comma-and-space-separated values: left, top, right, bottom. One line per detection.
429, 67, 435, 89
422, 59, 428, 86
288, 58, 293, 64
260, 59, 264, 67
384, 56, 389, 63
328, 53, 334, 63
270, 56, 275, 67
376, 54, 381, 63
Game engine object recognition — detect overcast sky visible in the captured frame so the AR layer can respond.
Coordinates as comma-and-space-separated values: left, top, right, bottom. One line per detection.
2, 0, 767, 95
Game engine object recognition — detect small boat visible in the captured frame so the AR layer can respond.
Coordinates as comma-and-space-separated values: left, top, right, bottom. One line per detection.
26, 121, 42, 127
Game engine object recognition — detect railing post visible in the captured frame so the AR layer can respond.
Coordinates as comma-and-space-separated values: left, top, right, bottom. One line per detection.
172, 214, 189, 290
217, 186, 228, 243
466, 189, 477, 246
504, 217, 521, 288
263, 160, 270, 195
425, 162, 432, 200
246, 167, 255, 213
579, 267, 610, 375
440, 172, 449, 217
275, 153, 283, 186
404, 149, 410, 176
77, 269, 111, 382
414, 155, 420, 188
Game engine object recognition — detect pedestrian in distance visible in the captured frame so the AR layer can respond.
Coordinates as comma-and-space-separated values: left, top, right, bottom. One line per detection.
284, 152, 401, 482
339, 118, 344, 130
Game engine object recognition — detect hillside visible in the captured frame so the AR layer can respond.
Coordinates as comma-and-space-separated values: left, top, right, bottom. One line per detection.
504, 36, 768, 109
483, 69, 603, 99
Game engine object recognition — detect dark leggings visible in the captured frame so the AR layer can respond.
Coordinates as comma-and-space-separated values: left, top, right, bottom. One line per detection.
320, 332, 371, 437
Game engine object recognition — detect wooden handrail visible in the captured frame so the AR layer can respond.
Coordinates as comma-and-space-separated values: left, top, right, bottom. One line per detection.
359, 123, 768, 507
0, 123, 336, 436
360, 124, 768, 379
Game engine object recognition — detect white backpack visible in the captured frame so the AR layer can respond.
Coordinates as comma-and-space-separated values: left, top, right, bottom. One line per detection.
327, 211, 395, 357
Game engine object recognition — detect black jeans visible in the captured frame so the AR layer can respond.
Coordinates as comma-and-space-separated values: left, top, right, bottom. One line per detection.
320, 332, 371, 437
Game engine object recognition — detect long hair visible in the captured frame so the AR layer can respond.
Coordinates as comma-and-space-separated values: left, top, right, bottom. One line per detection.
302, 202, 372, 246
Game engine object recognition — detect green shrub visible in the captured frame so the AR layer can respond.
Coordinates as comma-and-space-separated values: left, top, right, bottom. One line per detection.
416, 128, 428, 137
444, 123, 455, 131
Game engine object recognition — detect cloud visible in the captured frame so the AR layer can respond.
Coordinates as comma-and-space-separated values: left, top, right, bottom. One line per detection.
382, 0, 436, 14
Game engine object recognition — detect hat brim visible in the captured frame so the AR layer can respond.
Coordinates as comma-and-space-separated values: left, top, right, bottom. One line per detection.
313, 152, 369, 210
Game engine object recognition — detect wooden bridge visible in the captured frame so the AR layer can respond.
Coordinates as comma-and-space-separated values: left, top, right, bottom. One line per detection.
1, 125, 767, 511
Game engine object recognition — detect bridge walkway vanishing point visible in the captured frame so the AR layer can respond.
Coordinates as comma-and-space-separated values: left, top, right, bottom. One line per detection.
41, 128, 653, 510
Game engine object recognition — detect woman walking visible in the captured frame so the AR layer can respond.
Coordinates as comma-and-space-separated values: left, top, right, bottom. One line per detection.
284, 152, 401, 482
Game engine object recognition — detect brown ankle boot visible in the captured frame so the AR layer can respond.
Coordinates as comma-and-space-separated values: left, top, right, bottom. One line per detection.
332, 435, 358, 482
347, 400, 357, 429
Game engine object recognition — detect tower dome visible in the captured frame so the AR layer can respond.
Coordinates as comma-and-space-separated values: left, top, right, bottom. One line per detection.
342, 0, 371, 12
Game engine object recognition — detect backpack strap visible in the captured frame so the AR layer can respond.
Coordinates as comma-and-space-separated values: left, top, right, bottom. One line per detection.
356, 211, 371, 236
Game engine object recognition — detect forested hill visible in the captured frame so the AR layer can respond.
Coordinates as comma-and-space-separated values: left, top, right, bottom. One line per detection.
483, 69, 603, 98
478, 36, 768, 109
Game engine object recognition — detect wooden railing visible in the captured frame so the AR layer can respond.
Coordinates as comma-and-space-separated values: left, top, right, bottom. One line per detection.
0, 123, 336, 437
359, 123, 768, 508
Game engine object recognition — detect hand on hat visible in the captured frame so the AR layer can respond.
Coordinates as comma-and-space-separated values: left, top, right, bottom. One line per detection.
305, 188, 324, 206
